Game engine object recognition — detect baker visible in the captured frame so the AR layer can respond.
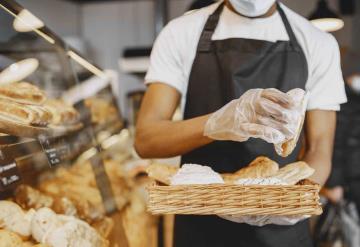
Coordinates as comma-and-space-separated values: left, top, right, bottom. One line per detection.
135, 0, 347, 246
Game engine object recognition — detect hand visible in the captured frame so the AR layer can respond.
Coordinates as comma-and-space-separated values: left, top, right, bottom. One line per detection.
204, 88, 304, 144
220, 214, 309, 226
322, 186, 344, 204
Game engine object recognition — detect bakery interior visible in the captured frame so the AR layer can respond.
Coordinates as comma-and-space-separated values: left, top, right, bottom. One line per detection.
0, 0, 360, 246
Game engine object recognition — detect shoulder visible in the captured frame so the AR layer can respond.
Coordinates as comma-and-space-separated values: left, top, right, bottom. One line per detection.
281, 4, 339, 69
162, 2, 220, 38
281, 4, 339, 55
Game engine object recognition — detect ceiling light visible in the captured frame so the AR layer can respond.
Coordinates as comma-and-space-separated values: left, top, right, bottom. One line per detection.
13, 9, 44, 32
0, 58, 39, 84
309, 0, 344, 32
0, 4, 55, 44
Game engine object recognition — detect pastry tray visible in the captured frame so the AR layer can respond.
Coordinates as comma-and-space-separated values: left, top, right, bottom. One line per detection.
0, 116, 83, 138
148, 182, 322, 216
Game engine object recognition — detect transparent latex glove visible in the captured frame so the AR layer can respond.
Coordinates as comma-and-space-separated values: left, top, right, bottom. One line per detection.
204, 88, 304, 144
219, 215, 309, 226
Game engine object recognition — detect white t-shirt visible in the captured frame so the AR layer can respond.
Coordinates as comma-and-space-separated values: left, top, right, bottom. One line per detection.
145, 2, 347, 112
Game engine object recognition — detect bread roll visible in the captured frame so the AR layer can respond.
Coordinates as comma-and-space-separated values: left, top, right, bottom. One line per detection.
296, 179, 318, 186
274, 161, 315, 185
15, 185, 53, 210
0, 201, 33, 238
221, 157, 279, 184
0, 229, 24, 247
145, 163, 179, 185
91, 217, 114, 239
31, 208, 108, 247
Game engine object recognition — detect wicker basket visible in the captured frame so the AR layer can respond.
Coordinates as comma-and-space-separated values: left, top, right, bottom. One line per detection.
148, 183, 322, 216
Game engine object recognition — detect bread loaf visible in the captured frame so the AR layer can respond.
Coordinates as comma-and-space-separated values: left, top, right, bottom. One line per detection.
274, 161, 314, 185
145, 163, 179, 185
221, 157, 279, 184
0, 201, 33, 238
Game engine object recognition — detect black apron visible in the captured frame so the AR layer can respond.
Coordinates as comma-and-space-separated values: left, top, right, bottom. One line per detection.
176, 2, 313, 247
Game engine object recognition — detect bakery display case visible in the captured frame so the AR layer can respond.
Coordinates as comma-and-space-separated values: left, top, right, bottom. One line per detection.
0, 0, 158, 246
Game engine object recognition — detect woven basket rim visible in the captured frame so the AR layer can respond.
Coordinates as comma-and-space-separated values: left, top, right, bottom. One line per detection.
149, 182, 320, 189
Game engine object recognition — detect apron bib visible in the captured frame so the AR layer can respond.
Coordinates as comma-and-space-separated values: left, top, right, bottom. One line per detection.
176, 2, 313, 247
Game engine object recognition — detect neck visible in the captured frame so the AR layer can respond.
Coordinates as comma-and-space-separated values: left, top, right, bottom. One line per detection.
225, 1, 277, 18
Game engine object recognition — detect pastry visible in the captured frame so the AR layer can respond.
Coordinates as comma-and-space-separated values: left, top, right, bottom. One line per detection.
44, 99, 79, 126
222, 157, 279, 184
0, 229, 24, 247
0, 201, 34, 238
15, 185, 54, 210
31, 208, 108, 247
0, 82, 46, 105
27, 105, 52, 126
296, 179, 318, 186
145, 163, 179, 185
85, 98, 118, 125
91, 217, 114, 239
0, 99, 51, 126
276, 89, 308, 157
273, 161, 314, 185
52, 197, 78, 218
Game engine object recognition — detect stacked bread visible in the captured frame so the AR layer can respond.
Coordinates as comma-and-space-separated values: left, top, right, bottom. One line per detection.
0, 82, 49, 127
0, 82, 80, 128
13, 158, 158, 247
0, 200, 108, 247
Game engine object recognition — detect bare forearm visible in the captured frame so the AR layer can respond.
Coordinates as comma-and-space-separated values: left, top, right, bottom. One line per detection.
302, 148, 332, 186
301, 110, 336, 186
135, 115, 213, 158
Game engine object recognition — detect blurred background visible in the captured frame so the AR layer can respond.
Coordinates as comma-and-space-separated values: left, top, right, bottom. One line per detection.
11, 0, 360, 116
1, 0, 360, 247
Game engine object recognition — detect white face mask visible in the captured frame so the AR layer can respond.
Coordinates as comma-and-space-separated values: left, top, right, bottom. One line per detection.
350, 76, 360, 93
228, 0, 276, 17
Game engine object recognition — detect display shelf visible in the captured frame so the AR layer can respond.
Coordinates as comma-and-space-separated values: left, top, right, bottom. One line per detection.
0, 0, 125, 217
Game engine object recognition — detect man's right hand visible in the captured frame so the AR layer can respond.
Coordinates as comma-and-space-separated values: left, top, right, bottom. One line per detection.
204, 88, 304, 144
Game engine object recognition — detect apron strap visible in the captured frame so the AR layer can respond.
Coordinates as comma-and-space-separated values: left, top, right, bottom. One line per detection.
197, 2, 225, 52
276, 2, 300, 49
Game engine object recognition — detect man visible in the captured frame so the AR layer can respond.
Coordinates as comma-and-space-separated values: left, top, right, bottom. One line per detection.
135, 0, 347, 246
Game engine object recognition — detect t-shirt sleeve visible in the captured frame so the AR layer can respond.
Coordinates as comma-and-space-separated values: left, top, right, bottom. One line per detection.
145, 21, 186, 95
306, 34, 347, 111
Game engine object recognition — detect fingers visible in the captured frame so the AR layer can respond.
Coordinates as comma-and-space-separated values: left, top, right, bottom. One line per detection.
261, 88, 295, 108
257, 98, 298, 124
257, 115, 296, 137
239, 123, 285, 144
